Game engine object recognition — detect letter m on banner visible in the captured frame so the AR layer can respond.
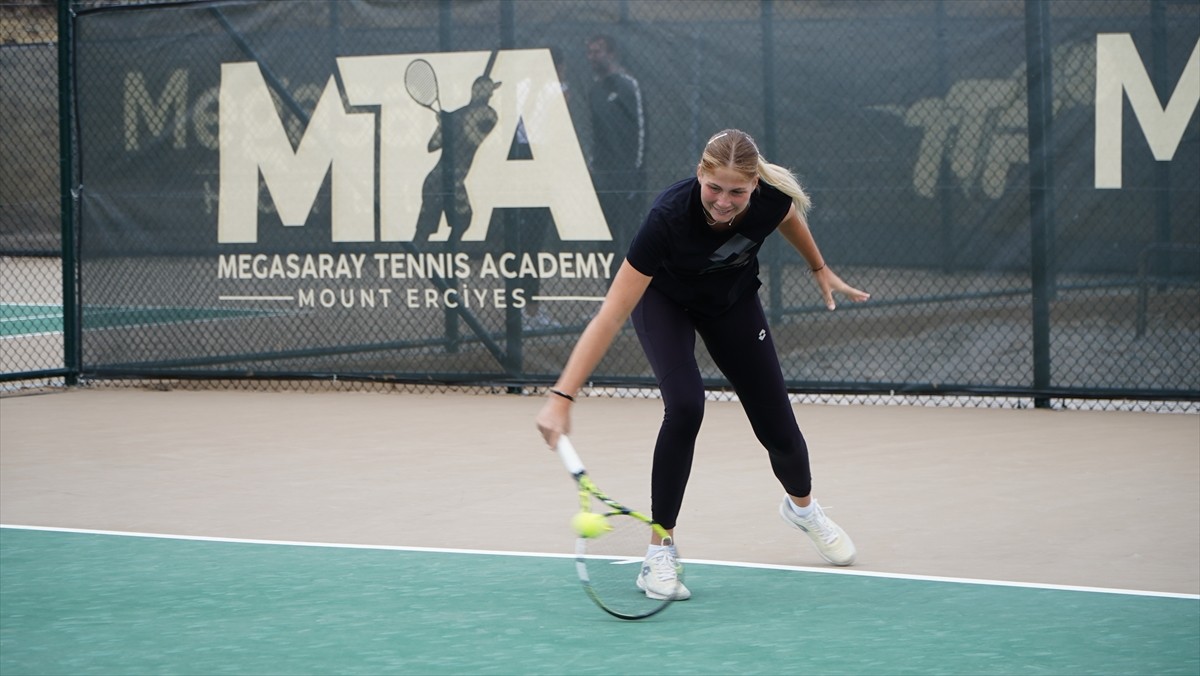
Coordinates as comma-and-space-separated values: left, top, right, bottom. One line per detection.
218, 62, 375, 243
1095, 34, 1199, 189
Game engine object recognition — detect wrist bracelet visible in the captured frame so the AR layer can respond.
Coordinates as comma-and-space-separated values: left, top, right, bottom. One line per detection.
549, 388, 575, 402
810, 263, 827, 273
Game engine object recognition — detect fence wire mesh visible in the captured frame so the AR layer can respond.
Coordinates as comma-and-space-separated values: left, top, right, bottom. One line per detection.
1, 0, 1197, 412
1, 1, 64, 386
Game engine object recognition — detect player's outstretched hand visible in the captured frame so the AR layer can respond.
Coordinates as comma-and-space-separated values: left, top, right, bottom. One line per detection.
814, 266, 870, 310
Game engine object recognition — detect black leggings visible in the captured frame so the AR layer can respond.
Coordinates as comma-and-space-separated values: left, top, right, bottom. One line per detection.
631, 286, 812, 530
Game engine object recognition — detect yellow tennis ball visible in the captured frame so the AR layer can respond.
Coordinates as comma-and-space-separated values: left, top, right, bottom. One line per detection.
571, 512, 611, 538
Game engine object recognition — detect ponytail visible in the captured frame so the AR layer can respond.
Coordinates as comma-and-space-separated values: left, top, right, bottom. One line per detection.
757, 157, 811, 218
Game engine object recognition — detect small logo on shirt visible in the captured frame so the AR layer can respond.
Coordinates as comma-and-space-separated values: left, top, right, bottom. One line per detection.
758, 329, 766, 341
704, 233, 757, 273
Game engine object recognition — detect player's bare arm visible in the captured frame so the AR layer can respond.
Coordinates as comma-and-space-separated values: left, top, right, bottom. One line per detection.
776, 204, 870, 310
536, 260, 652, 447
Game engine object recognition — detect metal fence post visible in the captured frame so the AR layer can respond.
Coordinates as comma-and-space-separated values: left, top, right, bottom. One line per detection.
1024, 0, 1054, 408
500, 0, 523, 390
761, 0, 783, 325
1151, 0, 1173, 291
59, 0, 79, 385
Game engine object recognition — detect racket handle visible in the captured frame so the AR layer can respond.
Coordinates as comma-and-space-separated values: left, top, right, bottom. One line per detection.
556, 436, 587, 475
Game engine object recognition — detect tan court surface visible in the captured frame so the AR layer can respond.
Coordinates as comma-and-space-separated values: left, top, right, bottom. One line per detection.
1, 388, 1197, 595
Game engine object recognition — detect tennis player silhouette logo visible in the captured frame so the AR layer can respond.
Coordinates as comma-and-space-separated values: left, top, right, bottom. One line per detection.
406, 54, 502, 243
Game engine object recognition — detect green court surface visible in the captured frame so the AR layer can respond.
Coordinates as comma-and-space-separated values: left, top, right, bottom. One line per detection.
2, 528, 1197, 675
0, 304, 61, 337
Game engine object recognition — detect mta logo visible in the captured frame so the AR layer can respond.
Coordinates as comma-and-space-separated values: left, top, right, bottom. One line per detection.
217, 49, 611, 244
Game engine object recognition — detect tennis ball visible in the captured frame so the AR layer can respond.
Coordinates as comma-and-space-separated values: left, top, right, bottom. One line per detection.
571, 511, 612, 538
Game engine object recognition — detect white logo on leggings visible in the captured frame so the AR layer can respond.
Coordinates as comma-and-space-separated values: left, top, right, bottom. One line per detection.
758, 329, 766, 341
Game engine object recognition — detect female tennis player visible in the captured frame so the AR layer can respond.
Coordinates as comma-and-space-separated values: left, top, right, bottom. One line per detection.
536, 129, 870, 600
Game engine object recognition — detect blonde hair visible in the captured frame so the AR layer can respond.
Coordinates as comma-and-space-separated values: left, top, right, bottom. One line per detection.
698, 129, 811, 217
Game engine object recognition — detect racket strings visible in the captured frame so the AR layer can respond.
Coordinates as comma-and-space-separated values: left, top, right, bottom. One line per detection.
404, 61, 439, 106
558, 440, 673, 620
576, 508, 665, 618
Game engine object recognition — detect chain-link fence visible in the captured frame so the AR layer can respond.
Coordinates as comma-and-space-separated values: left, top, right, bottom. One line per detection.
2, 0, 1198, 410
1, 1, 64, 383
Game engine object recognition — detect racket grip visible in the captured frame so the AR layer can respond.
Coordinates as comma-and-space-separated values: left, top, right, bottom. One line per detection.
556, 436, 587, 475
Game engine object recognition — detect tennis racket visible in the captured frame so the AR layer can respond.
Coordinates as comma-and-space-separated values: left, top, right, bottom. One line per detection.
404, 58, 441, 112
556, 435, 679, 620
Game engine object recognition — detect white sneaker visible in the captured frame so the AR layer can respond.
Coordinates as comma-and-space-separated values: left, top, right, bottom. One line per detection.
636, 538, 692, 600
779, 498, 857, 566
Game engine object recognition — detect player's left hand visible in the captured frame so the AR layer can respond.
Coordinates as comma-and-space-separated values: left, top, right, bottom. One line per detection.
814, 266, 870, 310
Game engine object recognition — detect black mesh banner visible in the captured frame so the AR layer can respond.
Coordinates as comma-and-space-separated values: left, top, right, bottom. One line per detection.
66, 0, 1199, 398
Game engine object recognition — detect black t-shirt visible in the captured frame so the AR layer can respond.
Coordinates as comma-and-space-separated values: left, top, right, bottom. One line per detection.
626, 177, 793, 318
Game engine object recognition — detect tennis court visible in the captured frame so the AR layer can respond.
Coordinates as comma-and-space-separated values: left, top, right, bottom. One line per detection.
0, 302, 274, 336
2, 526, 1195, 675
0, 304, 62, 337
2, 389, 1197, 674
0, 298, 288, 375
4, 1, 1196, 670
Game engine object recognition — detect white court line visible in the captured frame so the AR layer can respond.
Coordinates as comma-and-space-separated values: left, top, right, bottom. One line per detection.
0, 332, 61, 339
4, 524, 1196, 601
531, 295, 605, 302
0, 314, 61, 323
